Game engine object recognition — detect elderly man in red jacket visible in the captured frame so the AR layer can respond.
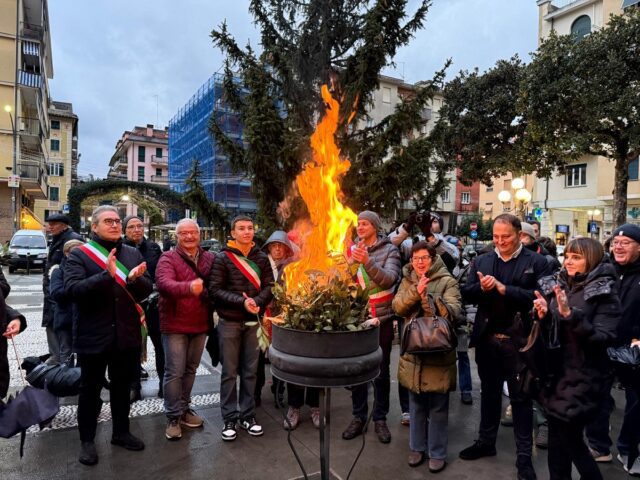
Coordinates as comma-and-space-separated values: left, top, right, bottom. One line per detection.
156, 218, 215, 441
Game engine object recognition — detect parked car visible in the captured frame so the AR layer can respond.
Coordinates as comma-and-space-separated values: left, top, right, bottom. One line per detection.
200, 239, 222, 253
4, 230, 48, 273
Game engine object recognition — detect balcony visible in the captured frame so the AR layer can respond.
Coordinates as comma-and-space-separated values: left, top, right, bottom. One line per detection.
150, 155, 168, 166
111, 156, 128, 171
18, 70, 42, 89
20, 22, 44, 42
107, 171, 127, 180
150, 175, 169, 185
17, 160, 47, 199
17, 116, 43, 144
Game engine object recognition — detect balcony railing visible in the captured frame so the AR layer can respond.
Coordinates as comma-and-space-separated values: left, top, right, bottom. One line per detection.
108, 171, 127, 180
150, 175, 169, 184
17, 116, 41, 137
20, 22, 44, 41
18, 70, 42, 89
150, 155, 168, 165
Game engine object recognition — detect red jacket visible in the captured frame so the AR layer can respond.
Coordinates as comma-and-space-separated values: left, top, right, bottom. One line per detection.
156, 246, 215, 334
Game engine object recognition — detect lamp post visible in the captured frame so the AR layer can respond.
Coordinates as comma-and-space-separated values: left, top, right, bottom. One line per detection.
498, 177, 531, 221
587, 208, 601, 239
4, 105, 19, 233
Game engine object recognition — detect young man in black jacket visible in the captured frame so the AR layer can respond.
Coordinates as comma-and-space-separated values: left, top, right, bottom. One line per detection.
64, 206, 153, 466
459, 214, 549, 480
209, 216, 274, 442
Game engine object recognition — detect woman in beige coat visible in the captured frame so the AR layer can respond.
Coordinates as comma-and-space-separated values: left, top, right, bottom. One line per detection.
392, 241, 462, 473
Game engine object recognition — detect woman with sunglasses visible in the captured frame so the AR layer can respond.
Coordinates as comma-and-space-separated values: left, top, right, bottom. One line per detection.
532, 237, 620, 480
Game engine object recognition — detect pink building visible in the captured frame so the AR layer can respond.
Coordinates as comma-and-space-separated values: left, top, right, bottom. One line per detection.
107, 124, 169, 218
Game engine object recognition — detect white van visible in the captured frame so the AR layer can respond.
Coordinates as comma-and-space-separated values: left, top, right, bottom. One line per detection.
5, 230, 48, 273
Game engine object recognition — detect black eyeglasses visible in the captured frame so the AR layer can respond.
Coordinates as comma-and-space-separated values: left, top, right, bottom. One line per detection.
102, 218, 122, 226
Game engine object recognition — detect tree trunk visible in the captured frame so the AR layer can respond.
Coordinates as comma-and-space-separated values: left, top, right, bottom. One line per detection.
612, 154, 631, 228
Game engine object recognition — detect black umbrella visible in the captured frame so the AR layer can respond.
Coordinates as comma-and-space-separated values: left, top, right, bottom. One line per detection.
0, 338, 59, 457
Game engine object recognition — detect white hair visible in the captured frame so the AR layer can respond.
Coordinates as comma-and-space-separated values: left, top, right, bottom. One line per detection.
176, 218, 200, 233
91, 205, 119, 225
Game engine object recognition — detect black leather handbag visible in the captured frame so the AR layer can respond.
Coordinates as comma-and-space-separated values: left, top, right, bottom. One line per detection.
401, 294, 457, 356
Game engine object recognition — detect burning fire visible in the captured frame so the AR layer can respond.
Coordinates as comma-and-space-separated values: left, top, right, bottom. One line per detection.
283, 85, 358, 293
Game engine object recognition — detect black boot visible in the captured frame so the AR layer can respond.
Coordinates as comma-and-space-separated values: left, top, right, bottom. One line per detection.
79, 441, 98, 466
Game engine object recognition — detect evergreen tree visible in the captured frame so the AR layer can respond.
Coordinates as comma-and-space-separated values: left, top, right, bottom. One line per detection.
209, 0, 449, 224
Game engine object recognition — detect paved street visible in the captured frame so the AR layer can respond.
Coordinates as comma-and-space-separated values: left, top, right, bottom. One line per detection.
0, 270, 631, 480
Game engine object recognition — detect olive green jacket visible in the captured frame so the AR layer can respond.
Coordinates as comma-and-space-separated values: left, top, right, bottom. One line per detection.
392, 256, 462, 394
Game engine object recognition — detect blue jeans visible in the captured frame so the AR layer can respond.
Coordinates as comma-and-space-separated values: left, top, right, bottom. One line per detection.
162, 333, 207, 419
219, 319, 259, 422
457, 351, 472, 394
409, 391, 450, 460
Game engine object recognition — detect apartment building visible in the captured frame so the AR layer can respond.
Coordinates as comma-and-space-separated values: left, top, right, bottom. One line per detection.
533, 0, 638, 242
106, 124, 169, 219
0, 0, 53, 240
33, 101, 77, 223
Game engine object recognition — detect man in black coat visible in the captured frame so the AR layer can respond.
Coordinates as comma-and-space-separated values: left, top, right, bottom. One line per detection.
586, 224, 640, 472
0, 265, 26, 399
42, 213, 82, 364
64, 206, 152, 466
459, 214, 549, 480
209, 215, 273, 442
122, 215, 163, 399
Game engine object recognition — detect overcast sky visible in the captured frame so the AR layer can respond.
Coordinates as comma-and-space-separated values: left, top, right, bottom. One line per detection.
48, 0, 538, 179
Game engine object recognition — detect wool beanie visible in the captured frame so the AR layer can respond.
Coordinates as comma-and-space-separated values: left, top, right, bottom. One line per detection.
611, 223, 640, 244
431, 212, 444, 231
358, 210, 382, 231
122, 215, 143, 230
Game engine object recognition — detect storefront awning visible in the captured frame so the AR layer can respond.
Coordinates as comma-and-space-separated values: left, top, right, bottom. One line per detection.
20, 207, 43, 231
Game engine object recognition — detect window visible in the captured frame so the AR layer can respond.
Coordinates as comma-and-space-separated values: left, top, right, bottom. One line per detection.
571, 15, 591, 41
486, 185, 493, 192
155, 168, 162, 176
48, 163, 64, 176
50, 139, 60, 151
629, 157, 639, 181
461, 192, 471, 204
382, 87, 391, 104
156, 147, 163, 159
503, 179, 512, 191
51, 120, 60, 130
138, 166, 145, 182
565, 163, 587, 187
441, 189, 450, 203
138, 145, 146, 161
48, 186, 59, 202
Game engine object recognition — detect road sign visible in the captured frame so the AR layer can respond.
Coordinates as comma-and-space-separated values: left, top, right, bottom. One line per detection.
62, 204, 69, 214
8, 175, 19, 188
470, 230, 478, 239
589, 222, 598, 234
534, 208, 543, 221
470, 222, 478, 231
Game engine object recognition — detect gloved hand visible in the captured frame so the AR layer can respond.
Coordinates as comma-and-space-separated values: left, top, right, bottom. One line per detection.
403, 212, 417, 233
416, 212, 432, 237
362, 318, 380, 329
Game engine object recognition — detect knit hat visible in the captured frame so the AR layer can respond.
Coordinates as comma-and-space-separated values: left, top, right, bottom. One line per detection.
122, 215, 143, 229
520, 222, 536, 240
431, 212, 444, 231
358, 210, 381, 231
611, 223, 640, 244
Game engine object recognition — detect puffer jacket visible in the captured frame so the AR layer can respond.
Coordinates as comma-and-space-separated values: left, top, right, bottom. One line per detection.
613, 256, 640, 345
156, 246, 215, 334
208, 243, 274, 322
124, 236, 162, 282
539, 260, 620, 422
393, 256, 462, 394
352, 234, 402, 324
64, 235, 153, 354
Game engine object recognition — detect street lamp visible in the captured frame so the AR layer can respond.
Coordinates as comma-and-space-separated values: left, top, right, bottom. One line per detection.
587, 208, 601, 239
498, 178, 531, 221
4, 104, 18, 233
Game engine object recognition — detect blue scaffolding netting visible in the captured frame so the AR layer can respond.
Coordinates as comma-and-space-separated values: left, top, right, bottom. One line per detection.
168, 73, 257, 217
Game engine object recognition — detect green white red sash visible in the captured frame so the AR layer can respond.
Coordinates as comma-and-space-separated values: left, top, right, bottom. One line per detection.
79, 240, 147, 328
356, 264, 394, 318
225, 251, 261, 290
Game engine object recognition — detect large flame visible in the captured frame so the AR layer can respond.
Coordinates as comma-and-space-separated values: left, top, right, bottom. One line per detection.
284, 85, 358, 293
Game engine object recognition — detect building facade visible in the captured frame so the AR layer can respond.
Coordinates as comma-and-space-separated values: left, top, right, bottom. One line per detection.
0, 0, 53, 240
534, 0, 638, 241
33, 101, 77, 223
106, 124, 169, 219
168, 74, 257, 217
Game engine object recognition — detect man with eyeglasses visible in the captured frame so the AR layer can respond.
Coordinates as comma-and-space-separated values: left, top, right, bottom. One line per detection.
64, 205, 153, 466
123, 215, 163, 400
586, 224, 640, 473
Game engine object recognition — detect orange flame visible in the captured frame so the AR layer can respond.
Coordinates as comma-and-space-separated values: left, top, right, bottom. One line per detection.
284, 85, 358, 293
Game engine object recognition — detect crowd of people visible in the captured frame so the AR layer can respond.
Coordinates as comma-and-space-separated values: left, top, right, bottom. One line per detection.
1, 205, 639, 480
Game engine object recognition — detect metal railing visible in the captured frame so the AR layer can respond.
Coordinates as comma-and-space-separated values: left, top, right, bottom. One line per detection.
20, 21, 44, 41
150, 175, 168, 183
17, 162, 45, 182
150, 155, 168, 164
17, 116, 41, 137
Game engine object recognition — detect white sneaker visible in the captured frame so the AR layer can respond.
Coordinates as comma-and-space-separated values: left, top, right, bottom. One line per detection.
221, 421, 237, 441
239, 417, 263, 436
618, 453, 628, 468
628, 456, 640, 475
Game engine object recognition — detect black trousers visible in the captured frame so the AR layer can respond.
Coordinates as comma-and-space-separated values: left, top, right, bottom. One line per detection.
0, 336, 9, 398
288, 383, 319, 408
548, 416, 603, 480
77, 349, 138, 442
475, 336, 533, 459
146, 305, 164, 388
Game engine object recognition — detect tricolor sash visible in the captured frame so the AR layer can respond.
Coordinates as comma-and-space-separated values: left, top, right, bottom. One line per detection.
79, 240, 146, 328
225, 251, 261, 291
356, 264, 394, 318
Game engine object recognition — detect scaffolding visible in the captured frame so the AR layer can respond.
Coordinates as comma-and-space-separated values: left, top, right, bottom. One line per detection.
168, 73, 257, 216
